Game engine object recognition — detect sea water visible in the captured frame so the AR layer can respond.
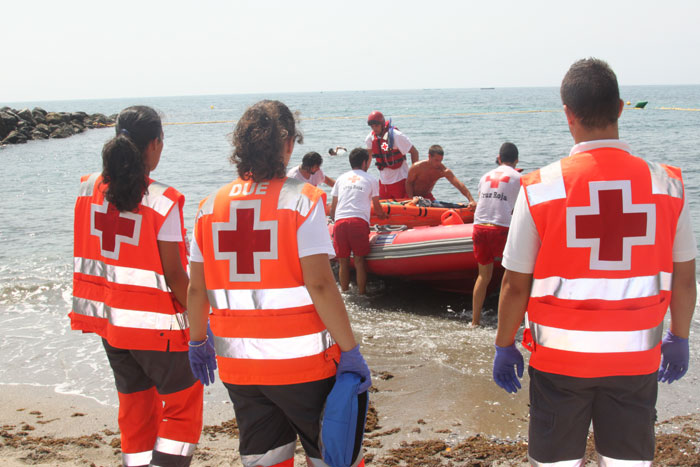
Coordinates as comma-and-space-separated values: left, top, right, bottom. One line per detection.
1, 87, 699, 437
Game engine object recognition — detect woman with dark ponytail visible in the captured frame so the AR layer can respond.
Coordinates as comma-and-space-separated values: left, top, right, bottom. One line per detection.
70, 106, 203, 467
187, 100, 371, 467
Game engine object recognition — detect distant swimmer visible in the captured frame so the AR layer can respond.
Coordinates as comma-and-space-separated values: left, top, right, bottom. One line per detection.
328, 146, 347, 156
287, 151, 335, 187
365, 110, 419, 199
405, 144, 476, 206
493, 58, 697, 465
70, 106, 204, 465
470, 142, 521, 326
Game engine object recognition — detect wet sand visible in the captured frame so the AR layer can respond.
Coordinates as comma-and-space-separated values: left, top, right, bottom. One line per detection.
2, 378, 699, 466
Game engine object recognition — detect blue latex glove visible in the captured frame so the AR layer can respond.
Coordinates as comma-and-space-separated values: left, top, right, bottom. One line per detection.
493, 343, 524, 394
337, 345, 372, 394
188, 324, 217, 386
658, 330, 689, 384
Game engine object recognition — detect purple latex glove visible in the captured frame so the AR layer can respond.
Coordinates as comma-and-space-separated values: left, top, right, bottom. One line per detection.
337, 345, 372, 394
188, 324, 217, 386
658, 330, 689, 384
493, 343, 524, 394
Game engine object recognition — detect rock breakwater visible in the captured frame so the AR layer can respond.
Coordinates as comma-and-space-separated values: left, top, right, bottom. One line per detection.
0, 107, 116, 146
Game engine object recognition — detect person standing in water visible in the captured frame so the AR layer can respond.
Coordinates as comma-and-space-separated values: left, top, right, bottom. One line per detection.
365, 110, 419, 199
187, 100, 371, 467
330, 147, 387, 295
493, 58, 696, 465
470, 142, 521, 326
70, 106, 203, 467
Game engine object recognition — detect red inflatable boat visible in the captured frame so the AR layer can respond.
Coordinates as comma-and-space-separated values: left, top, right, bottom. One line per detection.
329, 210, 502, 294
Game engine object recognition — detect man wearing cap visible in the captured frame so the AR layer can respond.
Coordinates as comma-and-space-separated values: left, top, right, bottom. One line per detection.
470, 142, 520, 327
365, 111, 419, 199
492, 58, 696, 465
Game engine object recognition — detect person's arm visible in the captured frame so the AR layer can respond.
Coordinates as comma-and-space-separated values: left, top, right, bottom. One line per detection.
329, 196, 338, 220
300, 254, 357, 351
495, 269, 533, 347
372, 196, 387, 219
186, 261, 209, 342
158, 240, 189, 308
669, 259, 696, 338
445, 169, 476, 206
405, 165, 417, 197
408, 146, 419, 164
324, 175, 336, 187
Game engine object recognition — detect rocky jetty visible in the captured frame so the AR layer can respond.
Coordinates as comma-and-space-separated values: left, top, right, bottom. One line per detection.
0, 107, 116, 146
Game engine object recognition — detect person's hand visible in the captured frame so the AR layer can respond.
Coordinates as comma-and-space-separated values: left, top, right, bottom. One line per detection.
493, 343, 524, 393
188, 323, 217, 386
467, 200, 477, 209
337, 345, 372, 393
658, 330, 689, 384
378, 211, 389, 220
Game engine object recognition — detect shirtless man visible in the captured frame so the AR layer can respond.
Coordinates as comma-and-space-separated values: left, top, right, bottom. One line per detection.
405, 145, 476, 206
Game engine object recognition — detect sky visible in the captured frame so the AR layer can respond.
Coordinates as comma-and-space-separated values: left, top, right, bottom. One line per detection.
2, 0, 699, 103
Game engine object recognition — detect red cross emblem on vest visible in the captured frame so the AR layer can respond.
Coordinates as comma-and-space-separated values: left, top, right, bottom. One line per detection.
348, 174, 361, 183
566, 180, 655, 270
380, 141, 389, 152
486, 171, 510, 188
90, 201, 142, 260
212, 200, 278, 282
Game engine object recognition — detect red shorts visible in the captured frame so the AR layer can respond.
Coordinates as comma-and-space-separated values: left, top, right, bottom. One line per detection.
472, 224, 509, 265
379, 179, 407, 200
333, 217, 370, 258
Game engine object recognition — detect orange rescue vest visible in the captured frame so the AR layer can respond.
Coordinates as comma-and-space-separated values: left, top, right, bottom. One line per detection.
71, 173, 190, 351
521, 144, 684, 378
194, 177, 340, 385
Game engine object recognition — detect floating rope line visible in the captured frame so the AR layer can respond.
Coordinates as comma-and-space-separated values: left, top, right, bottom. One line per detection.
157, 107, 695, 126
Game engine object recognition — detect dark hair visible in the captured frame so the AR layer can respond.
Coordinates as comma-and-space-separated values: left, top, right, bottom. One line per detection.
231, 100, 303, 182
349, 147, 370, 169
499, 142, 519, 163
301, 151, 323, 170
101, 106, 162, 212
428, 145, 444, 157
328, 148, 334, 155
560, 58, 620, 129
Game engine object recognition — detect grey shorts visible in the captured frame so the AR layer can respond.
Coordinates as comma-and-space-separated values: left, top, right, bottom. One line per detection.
528, 366, 657, 464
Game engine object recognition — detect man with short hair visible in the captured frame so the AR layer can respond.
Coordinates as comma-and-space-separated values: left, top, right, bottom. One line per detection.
287, 151, 335, 187
493, 58, 696, 465
470, 142, 521, 326
365, 111, 419, 199
330, 148, 387, 294
405, 144, 476, 206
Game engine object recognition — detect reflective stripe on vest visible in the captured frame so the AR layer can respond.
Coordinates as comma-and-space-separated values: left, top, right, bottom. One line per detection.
154, 437, 197, 457
647, 160, 683, 198
525, 160, 566, 206
207, 285, 312, 310
214, 329, 334, 360
72, 297, 188, 330
530, 321, 664, 354
79, 172, 101, 197
278, 177, 316, 216
530, 272, 672, 300
144, 181, 176, 217
75, 257, 169, 291
240, 440, 295, 467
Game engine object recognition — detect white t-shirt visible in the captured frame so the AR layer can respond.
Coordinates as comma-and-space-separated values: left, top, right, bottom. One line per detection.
474, 165, 522, 227
189, 200, 334, 262
502, 145, 698, 274
364, 128, 414, 185
157, 206, 183, 242
287, 165, 326, 187
331, 169, 380, 223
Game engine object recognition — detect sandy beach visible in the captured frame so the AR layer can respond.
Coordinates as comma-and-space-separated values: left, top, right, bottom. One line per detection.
2, 372, 700, 466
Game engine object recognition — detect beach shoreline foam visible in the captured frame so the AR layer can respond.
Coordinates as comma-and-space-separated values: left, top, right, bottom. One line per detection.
2, 379, 699, 466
